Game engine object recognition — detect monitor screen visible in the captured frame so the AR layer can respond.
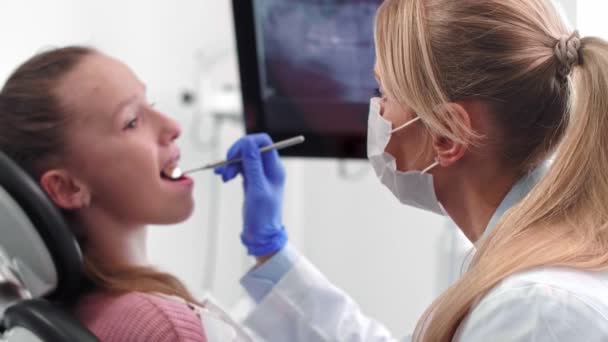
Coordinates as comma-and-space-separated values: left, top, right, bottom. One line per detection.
232, 0, 383, 158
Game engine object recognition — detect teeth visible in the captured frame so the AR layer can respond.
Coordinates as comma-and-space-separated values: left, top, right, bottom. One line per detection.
170, 167, 183, 179
162, 165, 183, 179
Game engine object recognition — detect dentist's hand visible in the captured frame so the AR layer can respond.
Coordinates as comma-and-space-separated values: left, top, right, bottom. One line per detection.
214, 133, 288, 257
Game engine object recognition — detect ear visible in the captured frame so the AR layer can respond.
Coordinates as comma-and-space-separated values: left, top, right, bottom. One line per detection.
39, 169, 90, 210
431, 103, 471, 167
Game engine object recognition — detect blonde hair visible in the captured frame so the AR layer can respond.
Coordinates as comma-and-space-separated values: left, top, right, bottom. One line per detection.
375, 0, 608, 341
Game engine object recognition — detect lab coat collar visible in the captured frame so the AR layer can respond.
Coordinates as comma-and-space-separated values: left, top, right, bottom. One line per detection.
481, 160, 552, 240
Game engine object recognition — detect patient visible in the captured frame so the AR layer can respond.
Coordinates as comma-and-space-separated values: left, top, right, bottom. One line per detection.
0, 47, 229, 341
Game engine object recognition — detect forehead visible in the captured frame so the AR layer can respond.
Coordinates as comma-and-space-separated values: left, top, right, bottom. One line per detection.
55, 53, 144, 117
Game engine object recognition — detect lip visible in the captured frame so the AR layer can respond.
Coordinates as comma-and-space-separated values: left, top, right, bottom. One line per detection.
163, 174, 194, 192
171, 174, 194, 187
162, 150, 181, 174
160, 149, 194, 188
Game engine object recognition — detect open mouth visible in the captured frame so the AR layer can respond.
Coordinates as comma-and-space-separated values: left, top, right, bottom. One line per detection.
160, 165, 185, 181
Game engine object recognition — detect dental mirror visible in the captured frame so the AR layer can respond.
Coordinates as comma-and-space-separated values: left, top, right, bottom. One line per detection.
168, 135, 305, 179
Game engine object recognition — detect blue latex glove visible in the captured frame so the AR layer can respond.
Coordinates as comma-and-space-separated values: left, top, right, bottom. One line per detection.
214, 133, 288, 256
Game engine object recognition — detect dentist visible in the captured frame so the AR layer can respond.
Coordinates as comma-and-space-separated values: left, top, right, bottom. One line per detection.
215, 0, 608, 341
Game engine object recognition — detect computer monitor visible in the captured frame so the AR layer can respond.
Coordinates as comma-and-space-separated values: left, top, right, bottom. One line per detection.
232, 0, 383, 159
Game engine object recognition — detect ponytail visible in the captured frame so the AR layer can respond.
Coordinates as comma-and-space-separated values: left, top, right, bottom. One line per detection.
415, 36, 608, 342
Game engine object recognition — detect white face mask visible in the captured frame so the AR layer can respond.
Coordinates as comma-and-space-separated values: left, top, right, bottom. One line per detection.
367, 97, 446, 215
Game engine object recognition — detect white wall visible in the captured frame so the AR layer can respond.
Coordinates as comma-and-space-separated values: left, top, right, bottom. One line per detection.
0, 0, 582, 336
0, 1, 92, 83
579, 2, 608, 36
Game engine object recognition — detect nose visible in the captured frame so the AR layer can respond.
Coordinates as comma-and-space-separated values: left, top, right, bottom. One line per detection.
158, 112, 181, 145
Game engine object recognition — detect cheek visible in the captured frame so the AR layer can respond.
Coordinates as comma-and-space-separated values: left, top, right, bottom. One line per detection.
387, 128, 434, 171
382, 102, 435, 170
382, 100, 413, 126
84, 149, 163, 222
75, 137, 158, 196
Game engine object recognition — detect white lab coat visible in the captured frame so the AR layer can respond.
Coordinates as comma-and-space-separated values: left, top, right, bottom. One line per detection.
240, 162, 608, 341
242, 254, 608, 341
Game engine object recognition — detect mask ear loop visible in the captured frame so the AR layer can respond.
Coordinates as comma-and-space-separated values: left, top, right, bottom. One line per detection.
388, 115, 439, 173
421, 159, 439, 174
391, 116, 420, 134
390, 116, 438, 174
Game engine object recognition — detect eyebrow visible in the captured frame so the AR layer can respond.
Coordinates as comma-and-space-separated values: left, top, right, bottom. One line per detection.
112, 84, 147, 118
113, 95, 138, 117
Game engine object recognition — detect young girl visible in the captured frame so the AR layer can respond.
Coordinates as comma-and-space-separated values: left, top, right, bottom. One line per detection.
0, 47, 248, 341
215, 0, 608, 341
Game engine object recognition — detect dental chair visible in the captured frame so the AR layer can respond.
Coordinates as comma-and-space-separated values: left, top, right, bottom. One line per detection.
0, 151, 98, 341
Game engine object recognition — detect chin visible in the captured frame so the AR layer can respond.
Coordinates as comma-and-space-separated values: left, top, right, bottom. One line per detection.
155, 198, 195, 224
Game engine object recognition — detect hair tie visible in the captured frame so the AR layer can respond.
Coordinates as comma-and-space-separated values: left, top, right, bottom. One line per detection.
554, 30, 581, 78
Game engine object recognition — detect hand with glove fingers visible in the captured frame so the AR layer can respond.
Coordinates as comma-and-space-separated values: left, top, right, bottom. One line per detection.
214, 133, 288, 258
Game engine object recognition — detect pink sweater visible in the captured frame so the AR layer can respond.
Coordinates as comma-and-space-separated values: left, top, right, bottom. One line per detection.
74, 291, 207, 342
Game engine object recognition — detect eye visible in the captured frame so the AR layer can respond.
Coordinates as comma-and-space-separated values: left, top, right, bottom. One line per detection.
124, 116, 139, 130
374, 87, 383, 98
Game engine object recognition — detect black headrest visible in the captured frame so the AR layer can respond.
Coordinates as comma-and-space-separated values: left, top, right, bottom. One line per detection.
0, 151, 83, 302
3, 299, 99, 341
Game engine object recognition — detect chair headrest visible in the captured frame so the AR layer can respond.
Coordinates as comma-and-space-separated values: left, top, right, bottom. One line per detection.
0, 151, 83, 302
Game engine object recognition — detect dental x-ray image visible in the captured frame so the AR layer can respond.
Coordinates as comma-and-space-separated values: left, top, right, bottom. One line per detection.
253, 0, 383, 135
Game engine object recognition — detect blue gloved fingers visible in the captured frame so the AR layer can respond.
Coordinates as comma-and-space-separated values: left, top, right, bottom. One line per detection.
214, 163, 241, 182
225, 137, 246, 161
221, 162, 241, 181
248, 133, 286, 184
222, 165, 241, 182
238, 138, 267, 191
214, 135, 272, 186
218, 134, 284, 184
214, 136, 250, 183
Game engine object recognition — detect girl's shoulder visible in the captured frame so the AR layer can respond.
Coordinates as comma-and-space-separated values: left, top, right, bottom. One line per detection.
74, 291, 206, 342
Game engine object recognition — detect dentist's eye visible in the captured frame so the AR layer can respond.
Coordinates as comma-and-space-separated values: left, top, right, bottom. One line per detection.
373, 87, 383, 98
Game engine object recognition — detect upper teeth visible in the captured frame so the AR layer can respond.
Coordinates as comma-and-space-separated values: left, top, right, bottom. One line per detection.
171, 167, 183, 179
163, 166, 183, 179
